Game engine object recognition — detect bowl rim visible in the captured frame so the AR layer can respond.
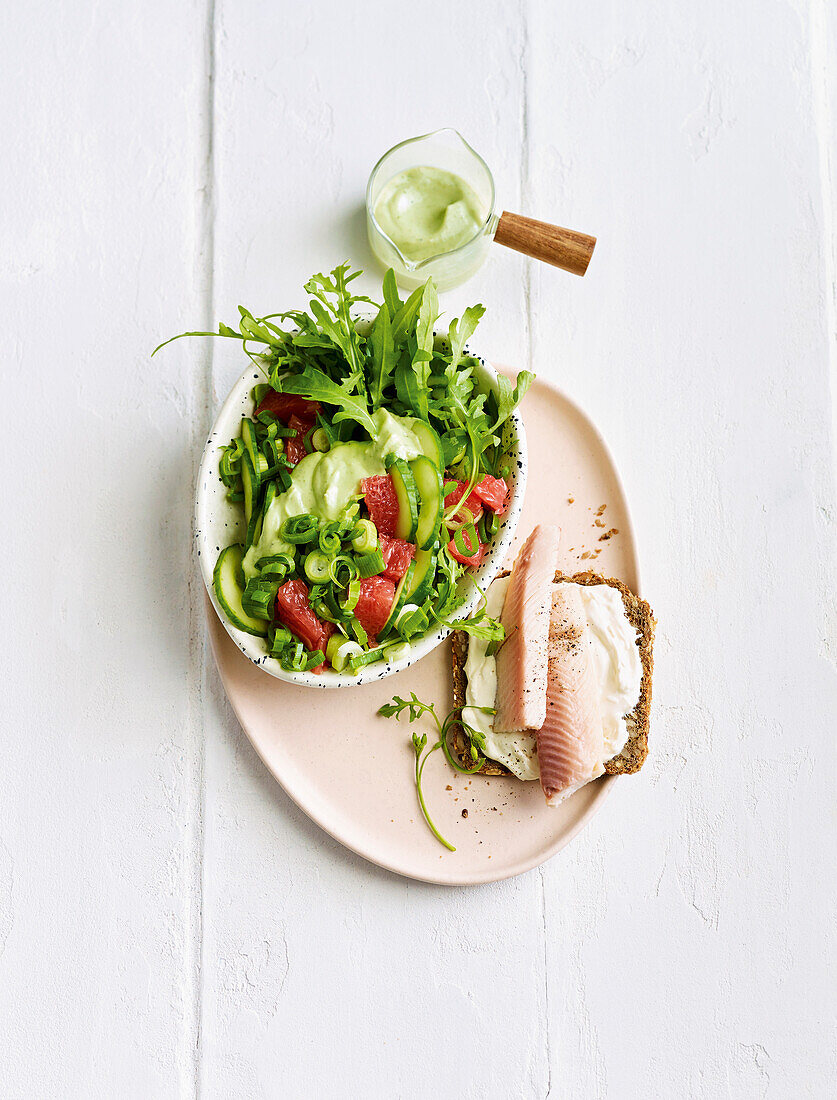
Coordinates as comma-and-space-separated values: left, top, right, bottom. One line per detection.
194, 336, 528, 688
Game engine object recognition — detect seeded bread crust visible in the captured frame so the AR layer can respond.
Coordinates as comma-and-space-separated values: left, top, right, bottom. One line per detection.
450, 570, 655, 777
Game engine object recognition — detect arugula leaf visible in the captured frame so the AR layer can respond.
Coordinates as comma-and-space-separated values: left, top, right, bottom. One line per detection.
414, 280, 438, 363
378, 692, 437, 723
279, 366, 377, 435
394, 355, 425, 417
441, 580, 505, 642
390, 284, 425, 346
382, 268, 402, 319
407, 281, 439, 420
491, 369, 535, 434
446, 304, 485, 372
443, 611, 504, 642
238, 306, 282, 348
367, 303, 395, 411
304, 266, 373, 360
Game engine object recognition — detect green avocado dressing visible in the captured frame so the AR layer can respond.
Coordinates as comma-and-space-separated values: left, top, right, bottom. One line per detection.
373, 166, 487, 263
243, 409, 423, 579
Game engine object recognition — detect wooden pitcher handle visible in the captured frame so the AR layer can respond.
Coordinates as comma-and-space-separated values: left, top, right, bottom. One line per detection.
493, 211, 596, 276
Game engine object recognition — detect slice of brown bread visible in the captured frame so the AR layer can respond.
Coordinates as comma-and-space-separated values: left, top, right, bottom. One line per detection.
450, 570, 655, 777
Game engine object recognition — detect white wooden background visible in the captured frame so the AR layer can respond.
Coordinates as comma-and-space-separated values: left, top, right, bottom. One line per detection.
2, 2, 836, 1096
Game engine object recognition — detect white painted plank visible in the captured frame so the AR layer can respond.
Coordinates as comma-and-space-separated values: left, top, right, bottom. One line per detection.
0, 2, 210, 1096
525, 1, 837, 1096
203, 2, 550, 1097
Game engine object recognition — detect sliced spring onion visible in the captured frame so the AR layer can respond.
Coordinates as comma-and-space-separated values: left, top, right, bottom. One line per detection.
304, 649, 326, 670
219, 440, 244, 487
257, 552, 294, 579
339, 578, 361, 613
280, 514, 319, 544
304, 550, 331, 584
453, 523, 479, 557
484, 510, 500, 538
310, 600, 334, 623
311, 427, 330, 452
261, 437, 284, 471
329, 554, 359, 588
268, 626, 294, 657
318, 527, 342, 556
395, 603, 429, 640
226, 489, 244, 503
350, 518, 378, 554
251, 383, 270, 406
346, 647, 386, 671
348, 618, 368, 646
382, 641, 412, 664
265, 423, 296, 439
326, 634, 363, 672
319, 587, 348, 623
445, 503, 479, 531
277, 642, 307, 672
338, 499, 361, 529
274, 462, 292, 493
355, 549, 385, 578
395, 602, 420, 627
241, 579, 277, 621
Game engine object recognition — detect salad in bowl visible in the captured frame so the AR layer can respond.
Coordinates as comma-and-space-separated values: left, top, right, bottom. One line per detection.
160, 264, 532, 685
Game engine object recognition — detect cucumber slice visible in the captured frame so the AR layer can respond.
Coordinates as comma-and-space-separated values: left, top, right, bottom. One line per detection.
403, 547, 435, 604
240, 418, 260, 471
241, 452, 261, 547
213, 545, 268, 637
387, 457, 419, 542
408, 418, 445, 470
381, 561, 416, 636
409, 455, 443, 550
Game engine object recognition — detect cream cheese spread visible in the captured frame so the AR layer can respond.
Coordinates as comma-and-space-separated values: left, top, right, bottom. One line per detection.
463, 578, 643, 780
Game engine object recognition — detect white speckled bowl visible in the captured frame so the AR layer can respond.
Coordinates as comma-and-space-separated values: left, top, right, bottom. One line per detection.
194, 336, 527, 687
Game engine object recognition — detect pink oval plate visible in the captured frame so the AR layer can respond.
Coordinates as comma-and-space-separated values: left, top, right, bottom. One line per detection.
205, 371, 641, 885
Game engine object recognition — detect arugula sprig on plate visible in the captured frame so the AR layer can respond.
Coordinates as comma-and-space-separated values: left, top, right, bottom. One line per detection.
379, 692, 495, 850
